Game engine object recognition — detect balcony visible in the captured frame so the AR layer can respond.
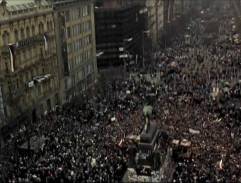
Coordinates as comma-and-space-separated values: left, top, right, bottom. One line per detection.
17, 35, 45, 49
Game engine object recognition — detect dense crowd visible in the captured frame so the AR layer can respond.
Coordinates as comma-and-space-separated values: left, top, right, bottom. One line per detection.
159, 5, 241, 183
1, 70, 162, 182
1, 2, 241, 183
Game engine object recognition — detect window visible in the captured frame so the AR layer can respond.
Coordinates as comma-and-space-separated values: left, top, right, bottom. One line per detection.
32, 25, 35, 36
39, 22, 44, 34
33, 68, 37, 76
40, 48, 43, 58
2, 31, 9, 46
20, 28, 25, 39
70, 11, 73, 21
26, 27, 30, 38
14, 30, 19, 42
26, 49, 30, 60
83, 6, 88, 16
32, 47, 35, 57
79, 24, 82, 34
78, 8, 82, 17
71, 28, 74, 39
87, 5, 91, 16
83, 22, 86, 33
65, 11, 70, 22
67, 43, 72, 53
67, 27, 71, 38
47, 21, 50, 31
50, 21, 54, 31
79, 39, 82, 48
77, 24, 80, 34
47, 21, 52, 32
23, 50, 26, 60
87, 21, 91, 32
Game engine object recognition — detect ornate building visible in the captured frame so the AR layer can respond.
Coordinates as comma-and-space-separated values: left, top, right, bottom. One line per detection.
0, 0, 60, 128
53, 0, 98, 102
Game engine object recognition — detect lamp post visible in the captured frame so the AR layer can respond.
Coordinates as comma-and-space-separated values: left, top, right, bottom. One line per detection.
142, 30, 150, 68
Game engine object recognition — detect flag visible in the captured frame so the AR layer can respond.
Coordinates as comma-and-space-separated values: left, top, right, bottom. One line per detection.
43, 33, 48, 51
8, 43, 17, 72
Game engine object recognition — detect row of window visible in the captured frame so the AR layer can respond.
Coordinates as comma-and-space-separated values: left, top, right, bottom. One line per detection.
66, 21, 91, 38
2, 21, 53, 46
69, 49, 92, 71
20, 79, 59, 108
72, 63, 94, 88
75, 70, 84, 84
11, 41, 55, 69
85, 63, 93, 76
65, 5, 91, 22
67, 35, 91, 53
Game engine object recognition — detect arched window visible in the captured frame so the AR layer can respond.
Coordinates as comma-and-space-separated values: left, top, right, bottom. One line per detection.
39, 22, 44, 34
14, 29, 19, 42
32, 25, 35, 36
47, 21, 50, 31
20, 28, 25, 39
26, 26, 30, 37
50, 21, 54, 31
2, 31, 9, 46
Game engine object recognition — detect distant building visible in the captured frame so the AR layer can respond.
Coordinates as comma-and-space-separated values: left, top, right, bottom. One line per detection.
52, 0, 98, 102
95, 0, 145, 68
144, 0, 165, 49
0, 0, 60, 128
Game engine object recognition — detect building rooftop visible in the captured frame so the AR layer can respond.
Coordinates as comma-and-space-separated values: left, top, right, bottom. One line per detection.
6, 0, 34, 6
4, 0, 50, 12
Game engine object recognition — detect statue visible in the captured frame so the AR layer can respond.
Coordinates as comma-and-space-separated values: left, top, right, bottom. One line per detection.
144, 116, 150, 133
143, 105, 153, 133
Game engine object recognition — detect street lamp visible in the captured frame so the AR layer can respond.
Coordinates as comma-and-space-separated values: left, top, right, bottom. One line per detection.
142, 30, 150, 68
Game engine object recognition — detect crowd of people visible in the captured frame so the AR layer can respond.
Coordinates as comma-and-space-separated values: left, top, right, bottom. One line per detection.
157, 4, 241, 183
1, 69, 162, 182
1, 1, 241, 183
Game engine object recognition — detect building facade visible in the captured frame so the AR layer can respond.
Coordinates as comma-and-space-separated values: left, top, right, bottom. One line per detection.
0, 0, 60, 129
144, 0, 165, 49
53, 0, 97, 102
95, 0, 144, 68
